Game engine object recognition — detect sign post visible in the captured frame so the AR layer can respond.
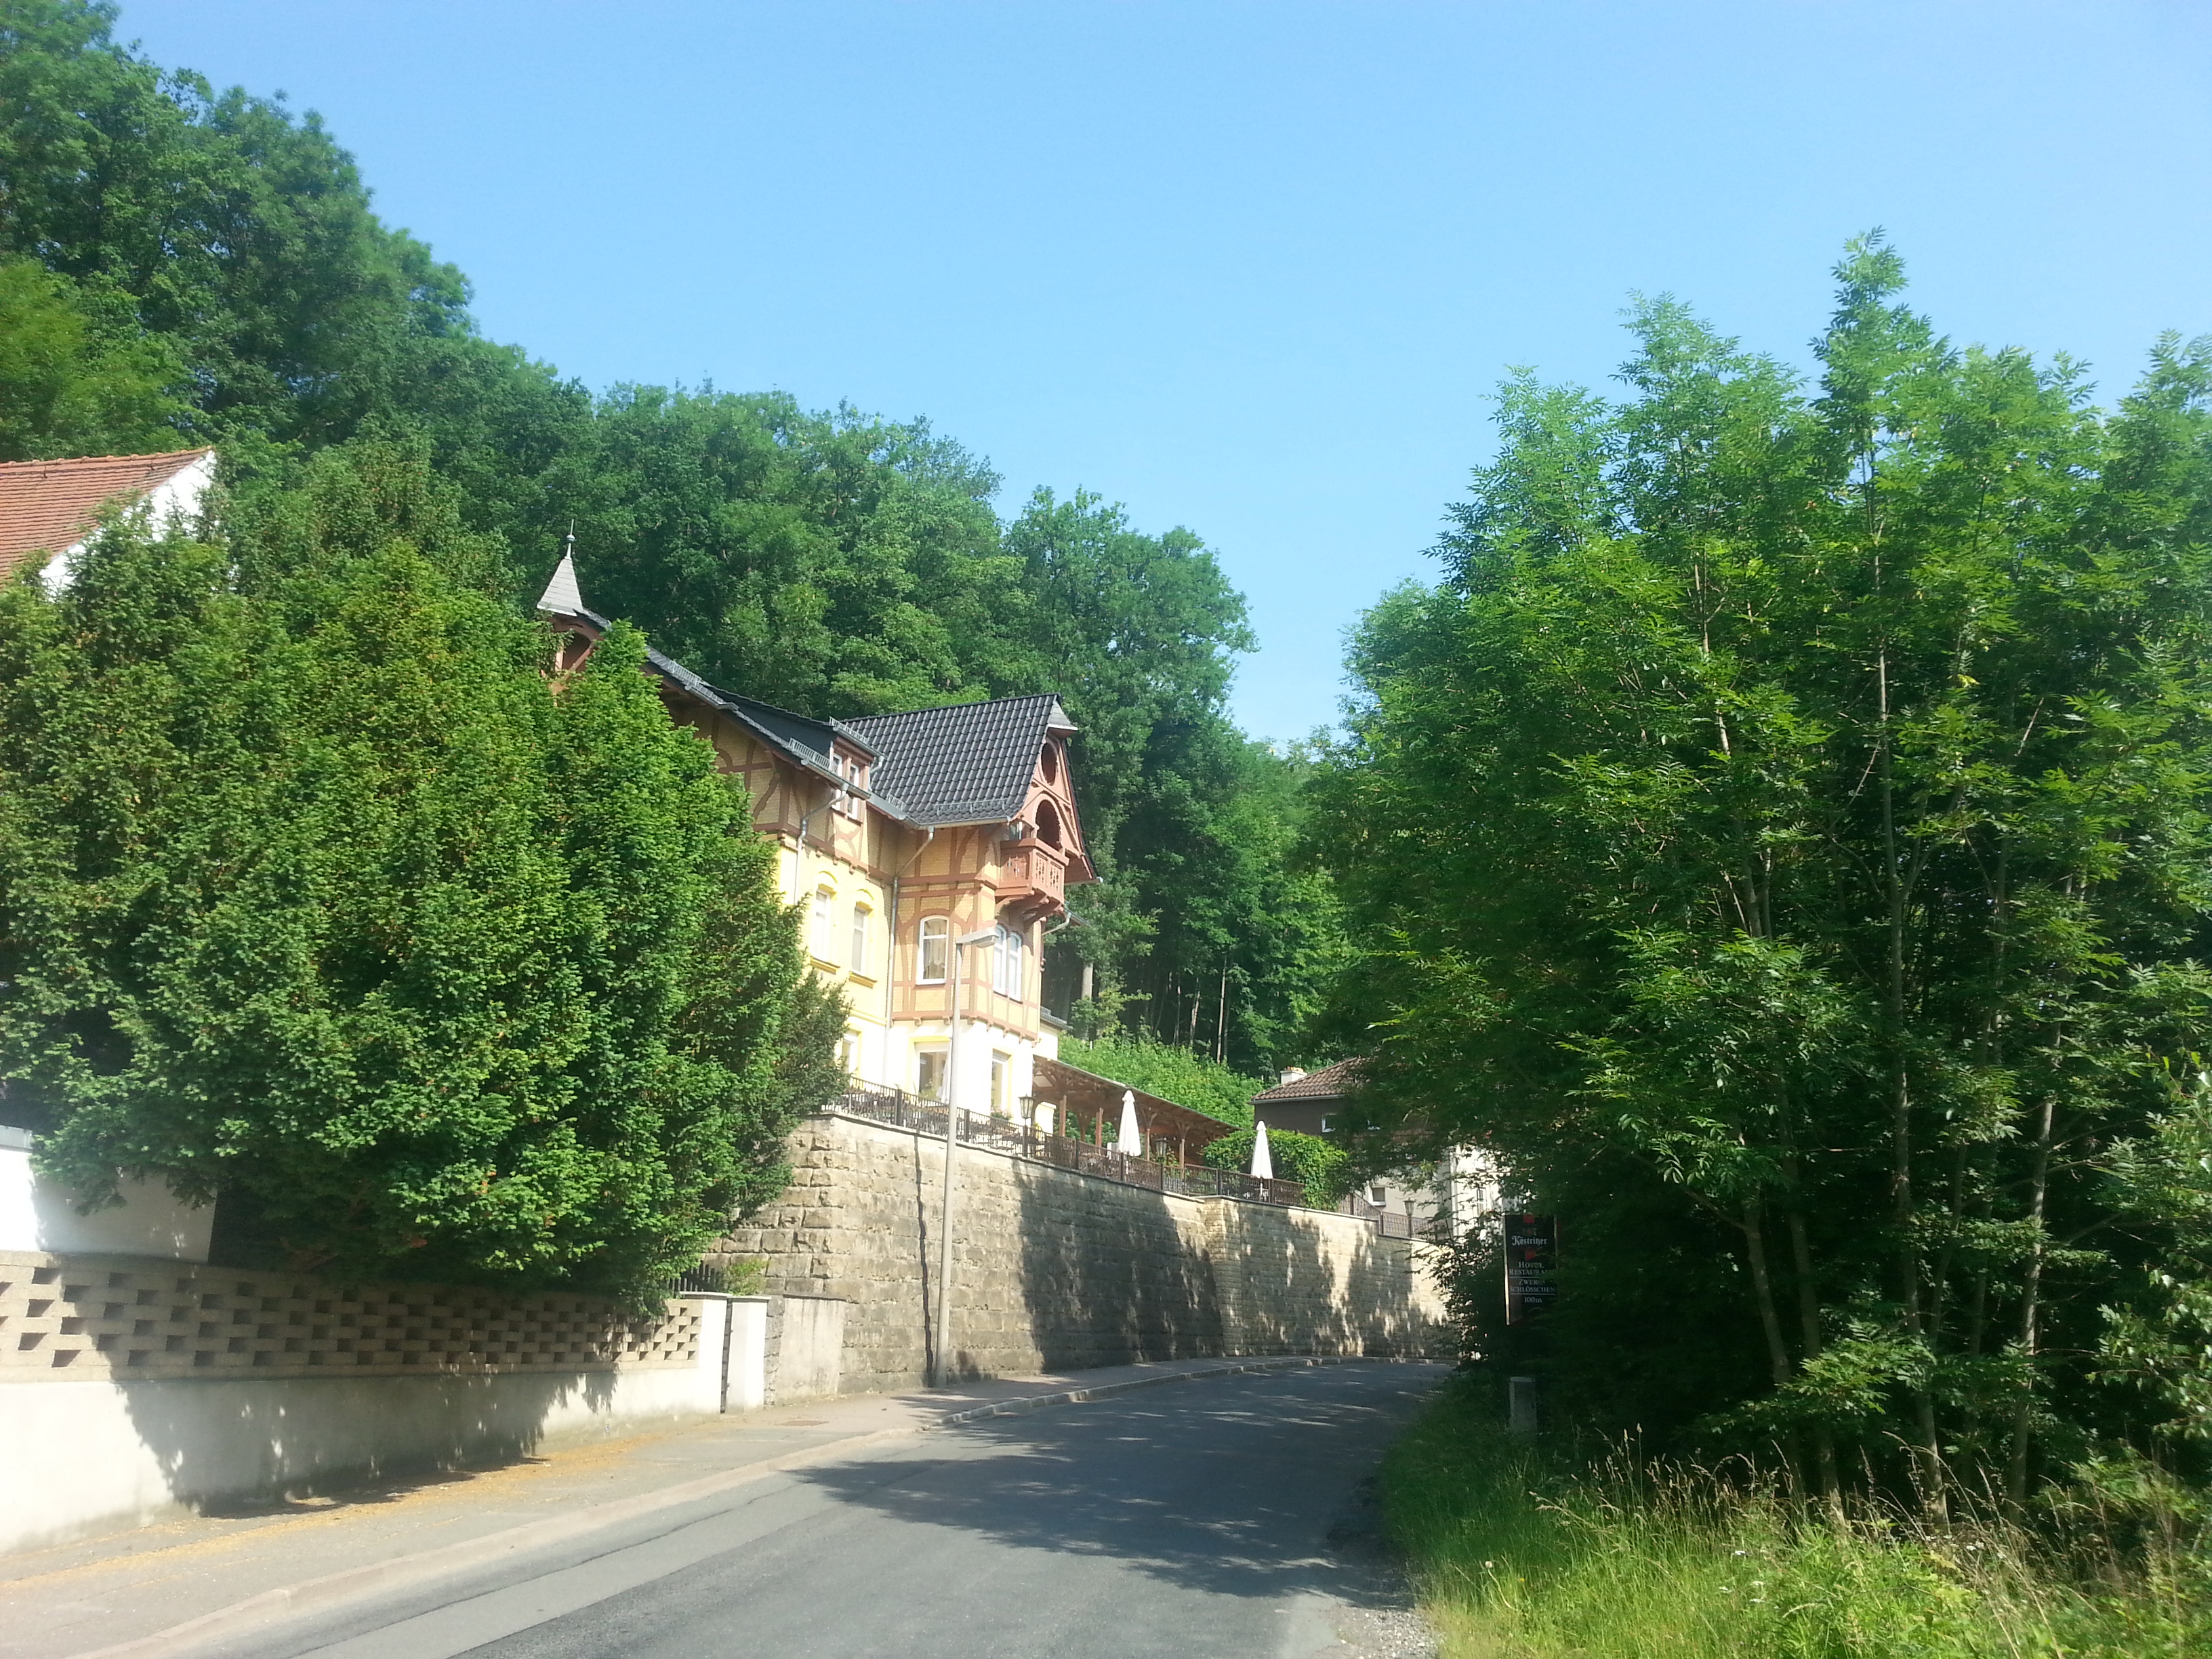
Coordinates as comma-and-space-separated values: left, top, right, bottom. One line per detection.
1504, 1211, 1557, 1325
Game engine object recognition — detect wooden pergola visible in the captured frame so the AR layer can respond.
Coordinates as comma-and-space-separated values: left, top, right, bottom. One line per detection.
1029, 1055, 1239, 1166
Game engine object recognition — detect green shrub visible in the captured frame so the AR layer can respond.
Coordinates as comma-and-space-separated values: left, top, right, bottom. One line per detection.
1201, 1124, 1347, 1207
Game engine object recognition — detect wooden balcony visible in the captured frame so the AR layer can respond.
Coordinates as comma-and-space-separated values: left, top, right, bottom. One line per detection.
996, 844, 1067, 918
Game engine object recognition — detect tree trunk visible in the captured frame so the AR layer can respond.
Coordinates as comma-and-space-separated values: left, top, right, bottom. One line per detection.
2007, 1094, 2057, 1510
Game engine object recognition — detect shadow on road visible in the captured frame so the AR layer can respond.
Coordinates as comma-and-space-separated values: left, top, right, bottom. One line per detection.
787, 1364, 1447, 1606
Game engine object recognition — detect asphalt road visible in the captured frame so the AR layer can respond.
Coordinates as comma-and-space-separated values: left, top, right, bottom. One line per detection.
205, 1361, 1447, 1659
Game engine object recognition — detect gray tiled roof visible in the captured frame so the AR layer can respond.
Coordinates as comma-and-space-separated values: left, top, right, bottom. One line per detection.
539, 595, 914, 815
1251, 1057, 1366, 1105
539, 571, 1064, 829
843, 695, 1076, 827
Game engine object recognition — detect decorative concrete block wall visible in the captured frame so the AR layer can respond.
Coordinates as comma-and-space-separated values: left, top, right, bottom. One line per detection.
710, 1111, 1450, 1392
0, 1251, 725, 1556
0, 1252, 702, 1383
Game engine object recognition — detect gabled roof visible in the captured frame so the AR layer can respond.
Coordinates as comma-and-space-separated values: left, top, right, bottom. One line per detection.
0, 449, 213, 583
535, 552, 1076, 831
1252, 1057, 1366, 1105
535, 551, 907, 813
843, 695, 1076, 827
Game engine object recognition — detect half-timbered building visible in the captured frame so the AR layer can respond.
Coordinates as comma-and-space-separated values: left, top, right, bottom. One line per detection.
536, 553, 1094, 1117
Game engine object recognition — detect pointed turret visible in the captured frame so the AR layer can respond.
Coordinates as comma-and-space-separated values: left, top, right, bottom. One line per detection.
537, 532, 584, 615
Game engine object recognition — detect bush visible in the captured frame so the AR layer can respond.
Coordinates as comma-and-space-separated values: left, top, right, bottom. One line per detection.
1202, 1124, 1347, 1207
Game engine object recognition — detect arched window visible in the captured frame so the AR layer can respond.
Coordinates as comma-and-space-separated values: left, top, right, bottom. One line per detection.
917, 916, 949, 983
1036, 799, 1063, 848
1041, 741, 1059, 783
811, 884, 836, 961
850, 902, 872, 975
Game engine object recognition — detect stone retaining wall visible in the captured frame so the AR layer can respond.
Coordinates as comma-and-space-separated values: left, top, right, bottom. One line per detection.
709, 1111, 1450, 1392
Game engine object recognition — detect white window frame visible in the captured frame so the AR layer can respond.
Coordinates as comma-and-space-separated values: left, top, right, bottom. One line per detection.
811, 884, 836, 962
990, 1050, 1012, 1115
993, 923, 1025, 999
917, 916, 949, 984
850, 901, 872, 976
916, 1046, 948, 1101
832, 752, 865, 820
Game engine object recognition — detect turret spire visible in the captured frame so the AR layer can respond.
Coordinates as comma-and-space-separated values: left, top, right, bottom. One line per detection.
537, 524, 585, 615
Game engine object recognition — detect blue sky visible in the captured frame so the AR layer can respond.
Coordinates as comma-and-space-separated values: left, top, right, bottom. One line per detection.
120, 1, 2212, 741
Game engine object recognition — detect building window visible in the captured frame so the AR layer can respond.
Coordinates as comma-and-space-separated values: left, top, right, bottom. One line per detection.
811, 884, 836, 961
1036, 799, 1062, 848
1041, 741, 1059, 784
850, 902, 872, 975
991, 924, 1025, 998
917, 916, 948, 983
990, 1051, 1011, 1115
916, 1048, 947, 1101
838, 1028, 861, 1076
832, 752, 867, 820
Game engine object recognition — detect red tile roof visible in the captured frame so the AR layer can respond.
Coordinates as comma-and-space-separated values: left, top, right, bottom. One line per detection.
0, 449, 213, 583
1251, 1056, 1367, 1105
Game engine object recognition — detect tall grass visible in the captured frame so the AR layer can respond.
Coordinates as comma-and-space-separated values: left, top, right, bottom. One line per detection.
1380, 1376, 2210, 1658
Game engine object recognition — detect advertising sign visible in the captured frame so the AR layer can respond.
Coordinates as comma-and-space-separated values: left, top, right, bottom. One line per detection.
1504, 1211, 1557, 1324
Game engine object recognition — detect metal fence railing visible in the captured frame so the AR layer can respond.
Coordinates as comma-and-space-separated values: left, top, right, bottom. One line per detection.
823, 1083, 1425, 1237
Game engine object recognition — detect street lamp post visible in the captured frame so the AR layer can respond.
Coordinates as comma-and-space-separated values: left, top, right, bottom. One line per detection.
933, 924, 998, 1389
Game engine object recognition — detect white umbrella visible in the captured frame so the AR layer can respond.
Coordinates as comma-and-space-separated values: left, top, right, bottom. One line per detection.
1250, 1119, 1274, 1181
1118, 1090, 1142, 1158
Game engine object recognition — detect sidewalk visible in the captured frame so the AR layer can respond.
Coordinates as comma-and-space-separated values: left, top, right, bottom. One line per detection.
0, 1355, 1345, 1659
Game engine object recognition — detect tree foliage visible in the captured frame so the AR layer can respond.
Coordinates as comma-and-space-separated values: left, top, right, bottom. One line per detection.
0, 447, 823, 1298
1200, 1124, 1347, 1208
1057, 1031, 1261, 1126
0, 1, 1343, 1099
1316, 239, 2212, 1500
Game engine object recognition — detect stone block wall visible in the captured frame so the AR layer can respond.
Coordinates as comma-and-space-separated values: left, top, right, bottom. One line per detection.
708, 1111, 1449, 1392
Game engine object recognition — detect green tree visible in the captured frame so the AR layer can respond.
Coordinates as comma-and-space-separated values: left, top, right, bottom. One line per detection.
514, 387, 1013, 716
1317, 241, 2212, 1501
0, 258, 184, 458
0, 447, 825, 1298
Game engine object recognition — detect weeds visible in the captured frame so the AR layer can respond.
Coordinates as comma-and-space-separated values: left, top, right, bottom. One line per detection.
1380, 1375, 2212, 1658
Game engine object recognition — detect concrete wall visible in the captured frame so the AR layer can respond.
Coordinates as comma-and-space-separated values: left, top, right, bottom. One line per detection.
710, 1111, 1450, 1392
0, 1248, 735, 1557
0, 1134, 213, 1261
0, 1330, 724, 1556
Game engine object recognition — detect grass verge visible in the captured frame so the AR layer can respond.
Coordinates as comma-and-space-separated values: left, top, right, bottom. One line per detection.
1379, 1373, 2211, 1658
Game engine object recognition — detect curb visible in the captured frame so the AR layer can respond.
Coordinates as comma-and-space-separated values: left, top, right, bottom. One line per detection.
68, 1355, 1353, 1659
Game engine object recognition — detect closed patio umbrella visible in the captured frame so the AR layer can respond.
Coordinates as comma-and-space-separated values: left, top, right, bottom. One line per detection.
1250, 1120, 1274, 1181
1118, 1090, 1142, 1158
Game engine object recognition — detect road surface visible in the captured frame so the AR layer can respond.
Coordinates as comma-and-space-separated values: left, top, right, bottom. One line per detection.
203, 1361, 1446, 1659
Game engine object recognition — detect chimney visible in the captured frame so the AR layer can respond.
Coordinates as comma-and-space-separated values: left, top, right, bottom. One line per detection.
1277, 1067, 1307, 1086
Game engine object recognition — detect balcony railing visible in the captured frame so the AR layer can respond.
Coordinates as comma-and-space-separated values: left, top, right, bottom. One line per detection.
823, 1083, 1422, 1237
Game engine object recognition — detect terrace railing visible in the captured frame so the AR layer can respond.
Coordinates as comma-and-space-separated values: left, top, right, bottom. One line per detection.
824, 1082, 1425, 1237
